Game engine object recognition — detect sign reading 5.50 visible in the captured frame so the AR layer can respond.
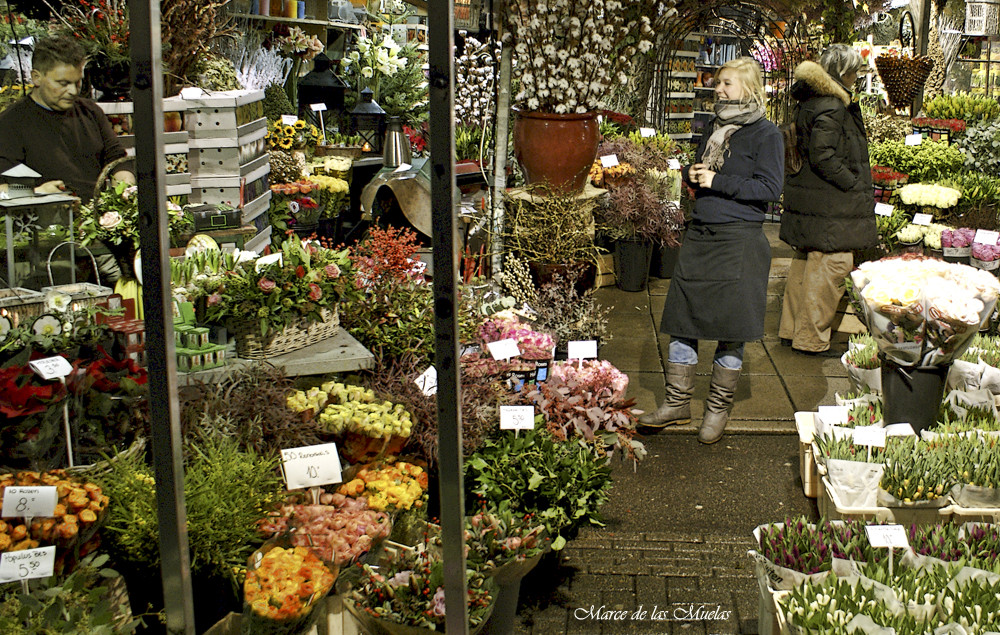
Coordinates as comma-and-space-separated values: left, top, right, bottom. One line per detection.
0, 547, 56, 583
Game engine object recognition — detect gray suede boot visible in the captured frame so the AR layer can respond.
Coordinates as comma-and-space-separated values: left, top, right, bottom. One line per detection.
698, 364, 741, 444
638, 362, 696, 430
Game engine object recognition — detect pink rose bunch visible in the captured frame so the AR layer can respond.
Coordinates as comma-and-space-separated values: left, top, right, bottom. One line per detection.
478, 315, 555, 360
551, 359, 629, 401
942, 228, 975, 249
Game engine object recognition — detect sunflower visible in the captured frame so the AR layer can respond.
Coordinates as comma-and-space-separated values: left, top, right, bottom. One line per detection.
294, 120, 305, 130
279, 137, 294, 150
282, 125, 296, 137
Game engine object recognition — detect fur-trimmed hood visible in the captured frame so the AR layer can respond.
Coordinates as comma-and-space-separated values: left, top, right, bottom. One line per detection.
791, 60, 851, 106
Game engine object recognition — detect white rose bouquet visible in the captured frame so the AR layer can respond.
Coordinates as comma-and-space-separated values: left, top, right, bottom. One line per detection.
851, 256, 1000, 366
503, 0, 675, 113
897, 183, 962, 209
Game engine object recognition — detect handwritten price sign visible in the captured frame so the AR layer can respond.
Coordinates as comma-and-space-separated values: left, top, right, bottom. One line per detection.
280, 443, 343, 490
865, 524, 909, 549
0, 547, 55, 582
28, 357, 73, 381
500, 406, 535, 431
2, 486, 57, 518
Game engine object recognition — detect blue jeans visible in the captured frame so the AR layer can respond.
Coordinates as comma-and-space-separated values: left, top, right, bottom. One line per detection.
668, 337, 744, 370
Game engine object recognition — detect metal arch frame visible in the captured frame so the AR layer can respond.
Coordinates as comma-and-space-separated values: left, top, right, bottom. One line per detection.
650, 0, 813, 130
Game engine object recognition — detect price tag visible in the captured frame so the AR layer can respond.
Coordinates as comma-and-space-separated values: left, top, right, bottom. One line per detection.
817, 405, 849, 427
1, 487, 57, 518
600, 154, 620, 168
0, 547, 55, 582
28, 357, 73, 381
179, 86, 204, 99
912, 213, 933, 226
904, 133, 923, 146
639, 127, 656, 138
865, 524, 909, 549
281, 114, 299, 125
885, 423, 916, 437
668, 158, 682, 170
567, 340, 598, 360
975, 229, 1000, 245
597, 115, 603, 124
486, 338, 521, 361
852, 425, 887, 448
310, 102, 328, 112
874, 203, 894, 217
416, 366, 437, 396
254, 252, 283, 271
500, 405, 535, 430
280, 443, 342, 490
394, 163, 412, 172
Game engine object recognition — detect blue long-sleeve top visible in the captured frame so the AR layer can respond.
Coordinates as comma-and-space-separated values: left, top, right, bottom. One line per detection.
682, 117, 785, 224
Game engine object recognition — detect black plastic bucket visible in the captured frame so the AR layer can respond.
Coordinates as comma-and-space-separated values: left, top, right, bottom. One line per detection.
880, 358, 950, 434
613, 239, 653, 292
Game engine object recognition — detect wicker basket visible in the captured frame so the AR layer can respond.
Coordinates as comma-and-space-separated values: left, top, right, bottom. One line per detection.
966, 0, 1000, 36
232, 306, 340, 359
314, 145, 363, 160
42, 242, 114, 308
0, 287, 46, 327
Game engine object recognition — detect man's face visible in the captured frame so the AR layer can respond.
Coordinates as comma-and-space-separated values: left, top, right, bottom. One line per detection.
31, 63, 84, 111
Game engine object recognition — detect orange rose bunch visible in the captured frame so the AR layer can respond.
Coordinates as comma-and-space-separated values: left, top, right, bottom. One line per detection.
336, 461, 429, 512
244, 546, 335, 622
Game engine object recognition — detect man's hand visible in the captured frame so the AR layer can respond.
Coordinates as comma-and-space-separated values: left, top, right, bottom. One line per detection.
34, 180, 67, 194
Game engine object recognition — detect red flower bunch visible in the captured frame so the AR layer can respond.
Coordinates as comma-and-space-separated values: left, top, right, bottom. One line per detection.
403, 125, 427, 154
913, 117, 966, 133
0, 364, 68, 418
871, 165, 909, 186
349, 225, 422, 287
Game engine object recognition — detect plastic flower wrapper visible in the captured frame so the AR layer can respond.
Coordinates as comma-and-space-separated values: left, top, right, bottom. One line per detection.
242, 542, 336, 635
345, 541, 495, 632
971, 240, 1000, 263
457, 501, 549, 580
850, 256, 1000, 366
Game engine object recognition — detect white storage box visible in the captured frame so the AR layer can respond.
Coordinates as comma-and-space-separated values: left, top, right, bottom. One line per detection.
183, 90, 266, 138
190, 162, 270, 207
241, 191, 272, 225
245, 226, 273, 254
188, 125, 269, 176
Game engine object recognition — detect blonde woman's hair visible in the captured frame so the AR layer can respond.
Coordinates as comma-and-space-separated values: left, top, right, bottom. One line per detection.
718, 57, 766, 110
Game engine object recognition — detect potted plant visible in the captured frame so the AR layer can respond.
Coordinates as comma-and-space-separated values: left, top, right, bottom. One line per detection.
532, 271, 612, 357
504, 0, 664, 192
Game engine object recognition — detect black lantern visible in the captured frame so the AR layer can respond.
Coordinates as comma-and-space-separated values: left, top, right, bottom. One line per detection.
349, 87, 386, 154
297, 53, 350, 125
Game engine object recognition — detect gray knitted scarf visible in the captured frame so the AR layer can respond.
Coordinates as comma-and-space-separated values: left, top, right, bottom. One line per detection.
702, 101, 765, 171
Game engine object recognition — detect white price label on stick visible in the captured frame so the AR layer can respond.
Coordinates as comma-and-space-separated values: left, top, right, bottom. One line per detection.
0, 547, 55, 583
912, 213, 933, 226
500, 405, 536, 431
865, 524, 909, 549
280, 443, 342, 490
885, 423, 916, 437
566, 340, 598, 360
817, 405, 850, 427
852, 425, 887, 448
975, 229, 1000, 245
28, 356, 73, 381
486, 338, 521, 361
904, 133, 923, 146
639, 127, 656, 138
874, 203, 894, 217
1, 487, 57, 518
600, 154, 620, 168
310, 102, 328, 112
281, 114, 299, 125
416, 366, 437, 396
668, 158, 682, 171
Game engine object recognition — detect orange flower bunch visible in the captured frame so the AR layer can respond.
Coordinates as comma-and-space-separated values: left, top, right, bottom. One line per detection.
336, 461, 429, 512
244, 546, 335, 621
0, 471, 109, 553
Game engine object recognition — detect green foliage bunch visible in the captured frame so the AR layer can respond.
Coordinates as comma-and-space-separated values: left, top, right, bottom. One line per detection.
99, 436, 284, 587
954, 119, 1000, 174
262, 82, 295, 121
868, 139, 964, 183
465, 425, 613, 551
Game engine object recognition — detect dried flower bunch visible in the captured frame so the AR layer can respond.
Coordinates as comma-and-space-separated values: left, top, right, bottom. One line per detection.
455, 34, 501, 126
503, 0, 673, 113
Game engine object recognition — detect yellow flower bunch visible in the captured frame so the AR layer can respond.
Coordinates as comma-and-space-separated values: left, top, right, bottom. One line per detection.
266, 119, 322, 150
336, 461, 428, 511
310, 174, 349, 194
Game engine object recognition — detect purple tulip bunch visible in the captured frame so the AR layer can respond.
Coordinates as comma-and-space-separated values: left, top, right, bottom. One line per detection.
942, 227, 975, 248
972, 241, 1000, 262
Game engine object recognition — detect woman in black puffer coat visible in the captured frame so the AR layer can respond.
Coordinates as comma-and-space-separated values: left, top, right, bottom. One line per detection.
779, 44, 877, 356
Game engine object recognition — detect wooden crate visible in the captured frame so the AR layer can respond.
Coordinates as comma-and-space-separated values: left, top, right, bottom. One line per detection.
595, 253, 616, 288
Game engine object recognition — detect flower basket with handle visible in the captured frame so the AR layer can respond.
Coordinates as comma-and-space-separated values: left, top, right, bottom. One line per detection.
42, 242, 113, 308
231, 305, 340, 359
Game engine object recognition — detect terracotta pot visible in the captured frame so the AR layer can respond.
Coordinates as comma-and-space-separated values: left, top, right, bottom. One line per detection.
513, 110, 600, 194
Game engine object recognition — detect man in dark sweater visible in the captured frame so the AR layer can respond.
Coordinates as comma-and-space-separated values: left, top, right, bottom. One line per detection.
0, 36, 134, 202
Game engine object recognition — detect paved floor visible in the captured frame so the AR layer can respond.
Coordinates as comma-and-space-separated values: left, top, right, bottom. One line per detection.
512, 223, 854, 634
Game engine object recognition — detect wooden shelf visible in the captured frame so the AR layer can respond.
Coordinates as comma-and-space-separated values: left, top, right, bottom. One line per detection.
665, 112, 695, 119
672, 50, 699, 58
671, 71, 698, 78
667, 132, 693, 139
665, 92, 695, 98
231, 12, 361, 29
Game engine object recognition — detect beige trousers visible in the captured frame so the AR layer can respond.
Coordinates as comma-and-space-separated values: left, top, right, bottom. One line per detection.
778, 250, 854, 352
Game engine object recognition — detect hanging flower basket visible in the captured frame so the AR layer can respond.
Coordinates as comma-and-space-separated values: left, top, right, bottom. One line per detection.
874, 55, 935, 109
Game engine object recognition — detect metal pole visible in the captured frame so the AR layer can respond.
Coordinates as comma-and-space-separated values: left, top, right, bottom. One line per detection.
129, 1, 195, 632
490, 41, 512, 278
428, 0, 468, 633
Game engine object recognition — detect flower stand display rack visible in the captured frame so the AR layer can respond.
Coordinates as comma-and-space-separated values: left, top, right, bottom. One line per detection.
749, 518, 1000, 634
96, 96, 191, 198
184, 89, 273, 254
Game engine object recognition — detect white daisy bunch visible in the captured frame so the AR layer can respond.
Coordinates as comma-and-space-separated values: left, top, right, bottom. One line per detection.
503, 0, 675, 113
455, 34, 501, 126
